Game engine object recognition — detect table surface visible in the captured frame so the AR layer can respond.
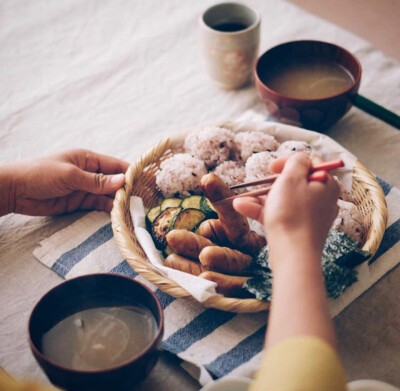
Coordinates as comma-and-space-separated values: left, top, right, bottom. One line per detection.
1, 0, 399, 389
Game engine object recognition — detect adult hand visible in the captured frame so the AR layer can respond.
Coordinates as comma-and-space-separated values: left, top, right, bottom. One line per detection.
233, 153, 339, 255
1, 149, 129, 216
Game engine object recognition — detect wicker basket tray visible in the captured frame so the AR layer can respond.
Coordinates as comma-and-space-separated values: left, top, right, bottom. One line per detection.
111, 123, 388, 313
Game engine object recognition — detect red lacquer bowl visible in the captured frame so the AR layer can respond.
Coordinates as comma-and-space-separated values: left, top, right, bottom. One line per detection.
254, 40, 362, 131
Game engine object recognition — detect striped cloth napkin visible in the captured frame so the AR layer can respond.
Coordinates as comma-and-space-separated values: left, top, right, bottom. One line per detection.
33, 175, 400, 385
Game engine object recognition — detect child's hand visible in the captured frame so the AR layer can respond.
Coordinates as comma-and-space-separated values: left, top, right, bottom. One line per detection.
233, 153, 339, 255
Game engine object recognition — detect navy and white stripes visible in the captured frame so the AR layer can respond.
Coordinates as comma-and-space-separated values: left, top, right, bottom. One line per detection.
33, 177, 400, 384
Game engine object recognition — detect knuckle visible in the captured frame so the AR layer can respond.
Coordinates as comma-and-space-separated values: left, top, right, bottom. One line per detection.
95, 173, 106, 190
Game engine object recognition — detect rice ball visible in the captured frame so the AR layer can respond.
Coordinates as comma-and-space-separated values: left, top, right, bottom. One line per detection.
334, 176, 353, 202
184, 126, 235, 169
214, 161, 246, 193
277, 140, 312, 157
234, 131, 280, 162
245, 151, 278, 186
331, 199, 364, 243
155, 153, 207, 197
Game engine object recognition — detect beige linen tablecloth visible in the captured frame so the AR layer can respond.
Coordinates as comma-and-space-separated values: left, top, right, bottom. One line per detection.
1, 0, 399, 389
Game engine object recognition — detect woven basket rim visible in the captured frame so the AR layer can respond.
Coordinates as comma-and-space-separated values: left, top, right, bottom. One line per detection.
111, 124, 388, 313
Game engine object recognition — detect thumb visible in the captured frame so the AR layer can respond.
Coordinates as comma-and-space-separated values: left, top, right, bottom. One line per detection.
74, 170, 125, 194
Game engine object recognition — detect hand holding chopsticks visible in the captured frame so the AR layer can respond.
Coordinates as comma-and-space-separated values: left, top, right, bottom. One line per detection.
216, 159, 344, 204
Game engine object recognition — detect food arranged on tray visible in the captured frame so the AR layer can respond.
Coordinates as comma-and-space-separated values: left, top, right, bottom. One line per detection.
146, 126, 370, 300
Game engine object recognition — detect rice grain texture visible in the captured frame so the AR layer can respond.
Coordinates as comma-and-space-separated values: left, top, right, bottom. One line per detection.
234, 131, 279, 162
214, 161, 246, 193
277, 140, 312, 157
184, 126, 235, 169
332, 199, 364, 243
155, 153, 207, 197
245, 151, 278, 187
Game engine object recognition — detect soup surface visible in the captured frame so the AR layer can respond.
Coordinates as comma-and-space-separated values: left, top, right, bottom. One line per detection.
41, 306, 157, 371
261, 58, 354, 99
212, 22, 248, 32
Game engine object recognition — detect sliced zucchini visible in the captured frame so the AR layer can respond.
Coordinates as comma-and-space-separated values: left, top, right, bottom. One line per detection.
192, 221, 203, 234
171, 208, 206, 231
180, 195, 202, 210
151, 207, 181, 249
200, 196, 218, 218
161, 198, 182, 210
146, 206, 161, 225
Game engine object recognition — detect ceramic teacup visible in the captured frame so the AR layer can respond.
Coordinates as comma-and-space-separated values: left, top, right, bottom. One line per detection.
200, 2, 261, 90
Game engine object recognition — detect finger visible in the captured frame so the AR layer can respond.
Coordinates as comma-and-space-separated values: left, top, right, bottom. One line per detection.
84, 151, 130, 174
309, 173, 339, 197
79, 194, 114, 212
269, 156, 288, 174
233, 198, 263, 223
72, 169, 125, 194
63, 193, 114, 213
309, 170, 328, 182
65, 149, 129, 174
62, 192, 113, 213
15, 192, 115, 215
235, 196, 263, 205
281, 152, 311, 179
327, 173, 341, 199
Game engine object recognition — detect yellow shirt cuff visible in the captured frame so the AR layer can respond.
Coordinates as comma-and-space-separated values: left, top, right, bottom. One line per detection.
249, 336, 347, 391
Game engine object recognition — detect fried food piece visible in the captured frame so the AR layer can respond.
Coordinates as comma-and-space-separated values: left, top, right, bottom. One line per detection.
199, 271, 251, 298
166, 229, 215, 259
196, 219, 229, 246
200, 173, 266, 255
201, 173, 250, 243
198, 218, 266, 256
199, 246, 252, 275
164, 253, 207, 276
239, 231, 266, 256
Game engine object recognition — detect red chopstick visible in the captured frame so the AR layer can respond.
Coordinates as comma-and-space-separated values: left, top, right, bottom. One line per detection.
216, 159, 345, 204
230, 159, 344, 190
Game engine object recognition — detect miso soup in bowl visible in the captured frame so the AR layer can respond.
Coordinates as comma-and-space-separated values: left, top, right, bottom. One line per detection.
29, 274, 164, 391
254, 40, 362, 130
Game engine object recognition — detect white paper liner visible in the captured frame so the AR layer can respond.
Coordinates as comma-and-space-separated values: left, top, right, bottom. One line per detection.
129, 121, 357, 303
130, 197, 218, 302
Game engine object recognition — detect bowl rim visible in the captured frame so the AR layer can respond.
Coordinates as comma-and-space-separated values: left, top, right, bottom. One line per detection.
199, 2, 261, 36
28, 273, 164, 374
254, 39, 362, 102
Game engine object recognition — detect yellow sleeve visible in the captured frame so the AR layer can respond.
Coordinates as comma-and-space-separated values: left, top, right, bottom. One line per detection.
249, 336, 347, 391
0, 370, 55, 391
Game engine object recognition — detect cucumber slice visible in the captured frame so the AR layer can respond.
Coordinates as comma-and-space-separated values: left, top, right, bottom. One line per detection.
161, 198, 182, 210
146, 206, 161, 225
180, 195, 202, 210
171, 208, 206, 231
200, 196, 218, 218
151, 207, 181, 249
